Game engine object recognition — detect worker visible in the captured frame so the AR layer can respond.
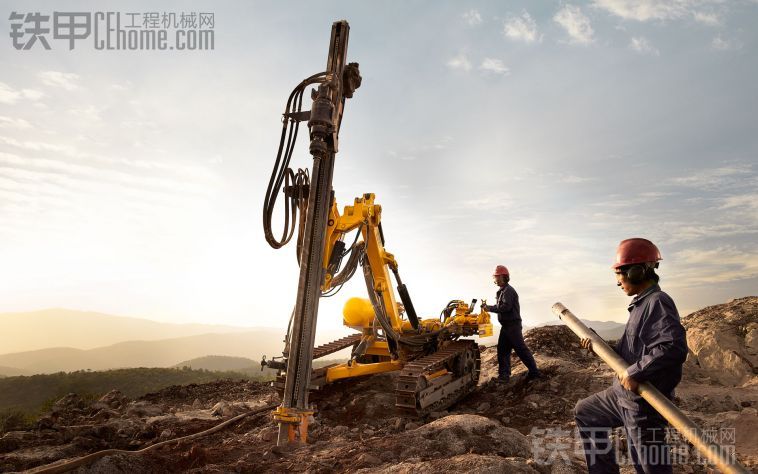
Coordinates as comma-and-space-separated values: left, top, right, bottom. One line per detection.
483, 265, 541, 383
574, 238, 687, 474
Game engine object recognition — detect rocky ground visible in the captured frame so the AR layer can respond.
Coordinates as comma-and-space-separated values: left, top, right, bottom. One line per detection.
1, 297, 756, 473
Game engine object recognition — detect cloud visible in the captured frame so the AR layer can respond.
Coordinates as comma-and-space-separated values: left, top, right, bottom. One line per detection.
462, 9, 483, 26
593, 0, 686, 21
68, 105, 102, 122
460, 192, 515, 211
717, 192, 758, 224
692, 11, 721, 25
0, 83, 21, 104
629, 37, 660, 56
670, 246, 758, 286
711, 35, 743, 51
0, 136, 77, 155
0, 136, 219, 193
592, 191, 672, 209
0, 149, 221, 245
662, 222, 758, 243
554, 5, 595, 45
0, 83, 44, 104
667, 165, 752, 189
0, 116, 32, 129
503, 11, 541, 43
0, 152, 208, 199
593, 0, 727, 24
559, 174, 595, 184
447, 53, 472, 72
389, 137, 452, 161
109, 81, 132, 92
0, 135, 217, 183
38, 71, 80, 90
719, 193, 758, 212
512, 217, 537, 232
480, 58, 510, 75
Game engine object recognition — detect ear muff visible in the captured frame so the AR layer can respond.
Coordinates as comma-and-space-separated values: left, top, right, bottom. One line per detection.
626, 265, 646, 284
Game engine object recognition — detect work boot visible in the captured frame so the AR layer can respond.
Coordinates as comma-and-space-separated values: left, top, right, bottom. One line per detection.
496, 376, 510, 384
525, 372, 544, 381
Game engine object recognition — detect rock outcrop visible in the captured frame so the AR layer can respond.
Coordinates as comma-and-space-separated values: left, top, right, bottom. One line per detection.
682, 296, 758, 386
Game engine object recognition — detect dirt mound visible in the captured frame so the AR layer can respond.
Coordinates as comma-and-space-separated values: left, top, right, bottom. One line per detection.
140, 379, 275, 407
411, 414, 530, 457
682, 296, 758, 386
524, 324, 594, 359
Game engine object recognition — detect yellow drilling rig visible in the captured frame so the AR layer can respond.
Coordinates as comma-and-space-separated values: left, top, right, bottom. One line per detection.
261, 20, 492, 446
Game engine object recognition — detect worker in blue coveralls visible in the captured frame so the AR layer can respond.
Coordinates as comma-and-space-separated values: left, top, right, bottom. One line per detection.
574, 238, 688, 474
483, 265, 541, 383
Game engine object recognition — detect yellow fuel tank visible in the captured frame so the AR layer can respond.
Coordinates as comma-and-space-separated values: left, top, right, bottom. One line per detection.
343, 297, 375, 328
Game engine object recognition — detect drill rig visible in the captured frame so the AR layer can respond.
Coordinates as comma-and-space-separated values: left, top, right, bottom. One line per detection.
262, 21, 492, 446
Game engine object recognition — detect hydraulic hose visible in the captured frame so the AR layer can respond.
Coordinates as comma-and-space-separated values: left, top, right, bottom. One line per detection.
262, 73, 327, 257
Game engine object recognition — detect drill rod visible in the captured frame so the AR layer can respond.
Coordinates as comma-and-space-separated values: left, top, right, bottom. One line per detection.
551, 303, 748, 474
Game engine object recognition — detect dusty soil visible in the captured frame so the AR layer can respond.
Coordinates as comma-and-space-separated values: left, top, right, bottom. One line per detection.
1, 298, 756, 473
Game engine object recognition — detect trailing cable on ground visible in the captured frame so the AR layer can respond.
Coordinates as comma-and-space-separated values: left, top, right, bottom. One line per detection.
25, 402, 279, 474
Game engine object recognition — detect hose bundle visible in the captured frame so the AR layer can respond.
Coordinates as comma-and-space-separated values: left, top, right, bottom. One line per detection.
262, 72, 328, 262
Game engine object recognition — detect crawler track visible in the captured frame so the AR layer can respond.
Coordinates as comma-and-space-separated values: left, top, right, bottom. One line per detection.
274, 333, 363, 396
395, 340, 480, 417
313, 333, 362, 359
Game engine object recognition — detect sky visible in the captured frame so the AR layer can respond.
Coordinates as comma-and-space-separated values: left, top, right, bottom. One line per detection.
0, 1, 756, 341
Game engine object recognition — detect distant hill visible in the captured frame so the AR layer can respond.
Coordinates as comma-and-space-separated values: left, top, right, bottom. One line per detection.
173, 355, 259, 372
0, 367, 264, 413
539, 319, 626, 341
580, 319, 626, 340
0, 366, 30, 377
0, 330, 288, 375
174, 355, 286, 378
0, 308, 254, 353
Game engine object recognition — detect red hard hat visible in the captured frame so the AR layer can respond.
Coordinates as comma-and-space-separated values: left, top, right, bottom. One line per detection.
493, 265, 509, 276
612, 238, 662, 269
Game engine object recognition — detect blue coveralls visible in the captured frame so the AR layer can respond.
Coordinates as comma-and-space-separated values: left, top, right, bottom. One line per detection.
574, 284, 688, 474
485, 283, 540, 380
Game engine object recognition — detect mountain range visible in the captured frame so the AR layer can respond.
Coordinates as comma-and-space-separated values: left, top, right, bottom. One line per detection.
0, 308, 250, 354
0, 308, 625, 376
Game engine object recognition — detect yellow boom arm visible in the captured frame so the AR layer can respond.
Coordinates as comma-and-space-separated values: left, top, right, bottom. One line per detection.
321, 193, 403, 332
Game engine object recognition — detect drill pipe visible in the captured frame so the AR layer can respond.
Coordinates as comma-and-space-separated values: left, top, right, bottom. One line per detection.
551, 302, 748, 474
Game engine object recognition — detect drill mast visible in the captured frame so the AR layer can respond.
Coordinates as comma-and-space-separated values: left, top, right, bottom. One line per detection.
274, 20, 357, 445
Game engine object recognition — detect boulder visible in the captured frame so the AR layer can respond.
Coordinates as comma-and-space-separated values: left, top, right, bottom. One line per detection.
682, 297, 758, 386
210, 401, 234, 418
410, 414, 530, 458
98, 390, 127, 409
53, 393, 85, 412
